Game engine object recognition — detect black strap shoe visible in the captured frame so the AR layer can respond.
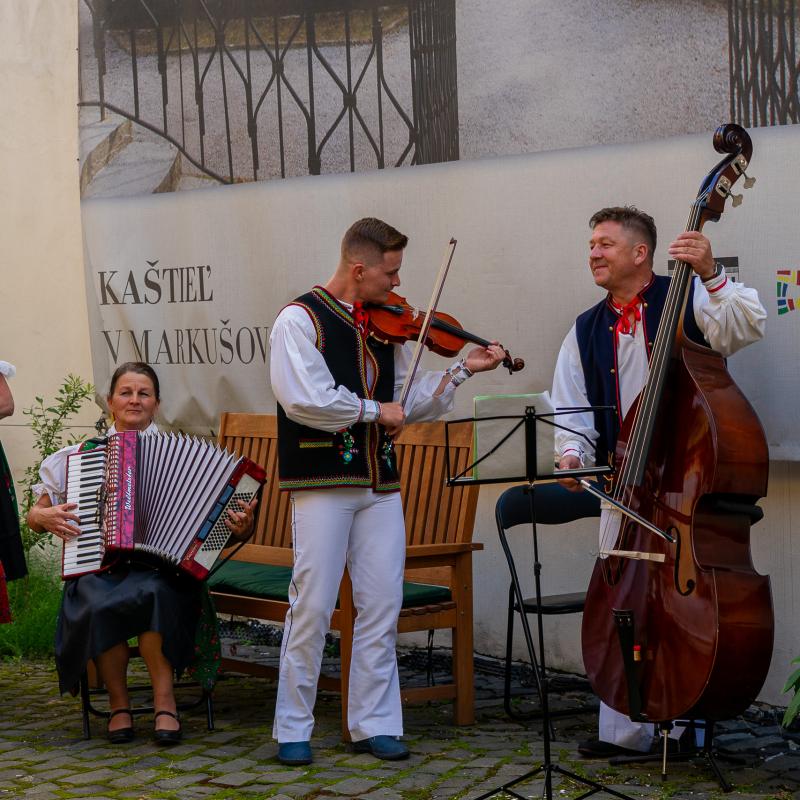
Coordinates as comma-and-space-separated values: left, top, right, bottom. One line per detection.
107, 708, 134, 744
153, 710, 182, 745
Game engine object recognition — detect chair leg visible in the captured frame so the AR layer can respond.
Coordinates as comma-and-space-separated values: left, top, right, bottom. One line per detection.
339, 569, 355, 742
503, 583, 516, 718
451, 554, 475, 726
205, 690, 215, 731
80, 672, 92, 740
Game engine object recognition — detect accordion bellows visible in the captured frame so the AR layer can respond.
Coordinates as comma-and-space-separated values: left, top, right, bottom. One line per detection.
63, 431, 266, 580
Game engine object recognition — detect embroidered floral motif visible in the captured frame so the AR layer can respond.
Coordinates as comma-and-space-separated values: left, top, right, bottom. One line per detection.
338, 430, 358, 465
381, 437, 395, 469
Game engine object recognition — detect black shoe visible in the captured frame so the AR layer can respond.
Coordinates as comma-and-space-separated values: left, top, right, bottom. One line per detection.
153, 710, 182, 745
107, 708, 134, 744
577, 738, 641, 758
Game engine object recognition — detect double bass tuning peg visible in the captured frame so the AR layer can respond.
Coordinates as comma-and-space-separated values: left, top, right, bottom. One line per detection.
732, 153, 756, 189
715, 176, 743, 207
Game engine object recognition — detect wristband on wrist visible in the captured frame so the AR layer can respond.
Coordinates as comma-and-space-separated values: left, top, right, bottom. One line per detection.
446, 358, 474, 387
701, 261, 724, 284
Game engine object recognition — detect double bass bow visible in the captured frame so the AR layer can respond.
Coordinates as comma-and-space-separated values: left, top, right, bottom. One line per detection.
581, 124, 773, 725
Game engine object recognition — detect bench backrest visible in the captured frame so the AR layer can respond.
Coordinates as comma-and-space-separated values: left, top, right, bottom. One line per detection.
217, 413, 478, 551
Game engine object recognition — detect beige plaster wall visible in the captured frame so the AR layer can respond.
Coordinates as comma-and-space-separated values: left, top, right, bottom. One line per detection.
0, 0, 98, 487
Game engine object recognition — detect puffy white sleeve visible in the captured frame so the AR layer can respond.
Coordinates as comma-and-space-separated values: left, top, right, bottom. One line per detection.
32, 443, 81, 504
269, 305, 372, 433
394, 343, 456, 423
691, 269, 766, 356
550, 325, 598, 466
0, 361, 16, 378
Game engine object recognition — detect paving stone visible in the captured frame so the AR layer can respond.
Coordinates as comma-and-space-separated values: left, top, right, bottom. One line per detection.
109, 768, 161, 787
172, 755, 221, 771
208, 769, 260, 786
202, 730, 247, 743
325, 776, 380, 795
359, 790, 404, 800
31, 768, 77, 780
254, 768, 311, 783
211, 756, 259, 773
58, 768, 124, 785
339, 752, 379, 766
63, 787, 112, 796
276, 782, 326, 797
208, 743, 250, 756
158, 742, 204, 756
154, 771, 211, 789
245, 742, 280, 759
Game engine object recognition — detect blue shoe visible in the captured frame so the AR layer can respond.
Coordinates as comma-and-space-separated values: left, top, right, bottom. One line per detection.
352, 735, 409, 760
277, 740, 312, 765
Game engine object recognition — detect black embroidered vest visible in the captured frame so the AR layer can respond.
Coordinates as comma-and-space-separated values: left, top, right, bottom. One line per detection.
277, 287, 399, 492
574, 274, 708, 466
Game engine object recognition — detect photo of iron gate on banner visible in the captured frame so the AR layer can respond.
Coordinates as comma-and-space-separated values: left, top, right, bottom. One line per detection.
78, 0, 459, 188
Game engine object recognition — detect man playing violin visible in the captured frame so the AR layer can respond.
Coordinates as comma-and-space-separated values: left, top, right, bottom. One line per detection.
551, 205, 766, 757
269, 217, 505, 765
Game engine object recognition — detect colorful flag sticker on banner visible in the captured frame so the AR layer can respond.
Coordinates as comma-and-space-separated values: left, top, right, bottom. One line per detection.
777, 270, 800, 315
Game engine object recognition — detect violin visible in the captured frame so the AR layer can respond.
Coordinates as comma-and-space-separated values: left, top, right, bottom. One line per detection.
367, 291, 525, 375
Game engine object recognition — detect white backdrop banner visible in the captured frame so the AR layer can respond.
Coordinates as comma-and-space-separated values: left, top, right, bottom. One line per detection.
82, 125, 800, 457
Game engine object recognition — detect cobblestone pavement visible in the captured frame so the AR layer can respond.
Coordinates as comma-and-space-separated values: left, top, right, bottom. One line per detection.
1, 656, 799, 800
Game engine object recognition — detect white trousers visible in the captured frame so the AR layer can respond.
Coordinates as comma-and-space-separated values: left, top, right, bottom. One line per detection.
599, 702, 653, 751
273, 488, 406, 742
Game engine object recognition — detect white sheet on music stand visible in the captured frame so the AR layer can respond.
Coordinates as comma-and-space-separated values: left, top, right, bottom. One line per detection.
473, 393, 556, 481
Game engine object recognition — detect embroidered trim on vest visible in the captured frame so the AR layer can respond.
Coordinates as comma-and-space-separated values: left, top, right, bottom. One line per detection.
311, 286, 359, 330
287, 301, 324, 351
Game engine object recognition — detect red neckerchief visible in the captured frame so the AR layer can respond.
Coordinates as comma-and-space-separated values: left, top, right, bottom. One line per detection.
352, 301, 369, 338
611, 296, 642, 342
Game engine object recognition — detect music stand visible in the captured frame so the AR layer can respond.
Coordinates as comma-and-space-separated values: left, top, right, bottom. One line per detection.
445, 403, 638, 800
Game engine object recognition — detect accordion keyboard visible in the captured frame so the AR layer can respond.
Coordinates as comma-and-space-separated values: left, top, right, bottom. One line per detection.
63, 447, 107, 578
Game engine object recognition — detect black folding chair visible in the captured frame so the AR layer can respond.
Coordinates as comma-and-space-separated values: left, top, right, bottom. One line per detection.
496, 482, 600, 720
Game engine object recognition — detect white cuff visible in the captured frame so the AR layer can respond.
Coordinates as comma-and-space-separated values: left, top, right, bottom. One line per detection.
0, 361, 16, 378
361, 399, 382, 423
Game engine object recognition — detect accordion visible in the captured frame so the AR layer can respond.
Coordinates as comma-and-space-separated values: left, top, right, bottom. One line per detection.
62, 430, 266, 580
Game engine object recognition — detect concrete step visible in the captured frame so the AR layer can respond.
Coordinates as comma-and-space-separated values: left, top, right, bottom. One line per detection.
175, 168, 224, 193
82, 125, 182, 199
79, 108, 133, 196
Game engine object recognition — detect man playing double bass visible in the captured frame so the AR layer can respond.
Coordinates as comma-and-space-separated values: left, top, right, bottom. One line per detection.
551, 205, 766, 757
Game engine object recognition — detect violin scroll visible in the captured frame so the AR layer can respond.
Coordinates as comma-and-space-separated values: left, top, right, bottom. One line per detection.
502, 352, 525, 374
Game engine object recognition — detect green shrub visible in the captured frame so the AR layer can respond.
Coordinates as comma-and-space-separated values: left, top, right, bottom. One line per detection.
0, 564, 62, 659
20, 374, 94, 552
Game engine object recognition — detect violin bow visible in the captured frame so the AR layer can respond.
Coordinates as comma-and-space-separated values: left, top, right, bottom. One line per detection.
398, 238, 458, 409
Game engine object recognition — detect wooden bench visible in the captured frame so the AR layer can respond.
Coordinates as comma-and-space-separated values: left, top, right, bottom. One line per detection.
209, 413, 482, 737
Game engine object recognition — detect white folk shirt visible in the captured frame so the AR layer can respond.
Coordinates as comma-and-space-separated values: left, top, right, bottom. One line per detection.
270, 302, 458, 430
34, 422, 159, 505
551, 269, 767, 466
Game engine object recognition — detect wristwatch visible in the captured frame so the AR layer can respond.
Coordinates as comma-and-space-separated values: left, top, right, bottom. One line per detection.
701, 261, 724, 283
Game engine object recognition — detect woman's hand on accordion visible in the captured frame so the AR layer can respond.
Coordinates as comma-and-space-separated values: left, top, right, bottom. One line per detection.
225, 498, 258, 542
27, 495, 82, 540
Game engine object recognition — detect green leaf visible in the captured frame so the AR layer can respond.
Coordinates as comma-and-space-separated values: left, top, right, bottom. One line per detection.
783, 689, 800, 727
783, 666, 800, 693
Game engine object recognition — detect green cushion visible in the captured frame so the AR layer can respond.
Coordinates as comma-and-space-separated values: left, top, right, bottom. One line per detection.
208, 560, 451, 609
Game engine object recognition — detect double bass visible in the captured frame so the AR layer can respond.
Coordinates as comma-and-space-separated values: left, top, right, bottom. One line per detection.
581, 124, 773, 724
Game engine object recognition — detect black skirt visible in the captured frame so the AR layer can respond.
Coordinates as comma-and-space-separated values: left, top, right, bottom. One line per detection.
55, 562, 201, 694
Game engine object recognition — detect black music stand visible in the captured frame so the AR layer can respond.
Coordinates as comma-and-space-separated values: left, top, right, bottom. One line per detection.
445, 404, 639, 800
